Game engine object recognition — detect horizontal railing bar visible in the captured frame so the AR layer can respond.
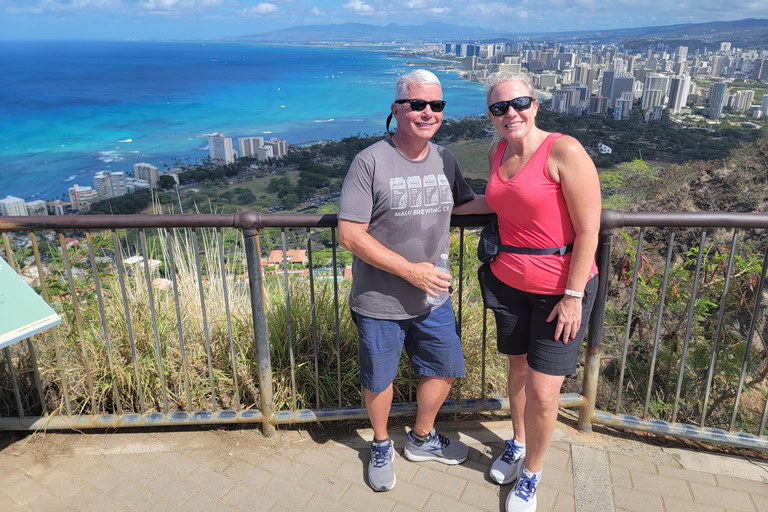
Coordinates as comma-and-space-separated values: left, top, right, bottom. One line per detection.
0, 212, 497, 232
601, 209, 768, 229
7, 210, 768, 232
0, 394, 587, 431
592, 410, 768, 451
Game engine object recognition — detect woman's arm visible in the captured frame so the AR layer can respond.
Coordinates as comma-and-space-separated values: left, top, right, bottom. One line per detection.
546, 135, 602, 342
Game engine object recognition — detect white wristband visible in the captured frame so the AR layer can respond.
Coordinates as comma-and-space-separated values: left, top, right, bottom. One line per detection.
564, 289, 584, 298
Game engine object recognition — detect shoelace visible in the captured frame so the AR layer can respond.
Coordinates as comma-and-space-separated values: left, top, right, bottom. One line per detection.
431, 431, 450, 448
514, 474, 538, 502
371, 443, 391, 468
500, 439, 517, 464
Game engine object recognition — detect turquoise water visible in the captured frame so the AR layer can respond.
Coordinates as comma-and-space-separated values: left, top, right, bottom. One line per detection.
0, 41, 486, 202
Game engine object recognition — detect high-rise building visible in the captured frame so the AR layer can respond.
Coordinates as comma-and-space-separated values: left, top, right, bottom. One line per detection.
0, 195, 27, 216
614, 98, 632, 120
256, 146, 274, 162
761, 94, 768, 116
752, 58, 768, 81
720, 42, 732, 53
734, 90, 755, 113
641, 75, 669, 110
611, 76, 635, 106
68, 184, 99, 212
266, 137, 287, 158
600, 70, 615, 103
238, 137, 264, 158
46, 200, 72, 216
668, 75, 691, 114
93, 170, 127, 201
708, 82, 728, 118
208, 133, 235, 164
134, 163, 159, 189
25, 200, 48, 216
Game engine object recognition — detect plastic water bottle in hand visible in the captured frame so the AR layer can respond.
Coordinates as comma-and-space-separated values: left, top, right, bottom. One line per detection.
426, 253, 450, 305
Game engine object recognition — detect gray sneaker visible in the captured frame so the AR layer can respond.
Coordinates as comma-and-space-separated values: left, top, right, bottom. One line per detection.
403, 429, 468, 464
490, 439, 525, 485
368, 439, 396, 492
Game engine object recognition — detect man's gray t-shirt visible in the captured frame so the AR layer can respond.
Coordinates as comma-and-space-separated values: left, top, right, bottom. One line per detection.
338, 138, 474, 320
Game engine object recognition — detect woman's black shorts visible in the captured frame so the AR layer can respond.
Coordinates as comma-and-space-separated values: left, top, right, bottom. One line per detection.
477, 264, 598, 376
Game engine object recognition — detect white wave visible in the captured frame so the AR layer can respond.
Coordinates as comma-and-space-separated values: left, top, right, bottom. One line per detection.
263, 131, 272, 134
64, 175, 77, 182
315, 118, 334, 123
196, 145, 209, 151
118, 138, 133, 143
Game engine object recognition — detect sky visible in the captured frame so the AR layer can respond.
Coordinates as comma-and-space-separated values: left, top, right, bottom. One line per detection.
0, 0, 766, 40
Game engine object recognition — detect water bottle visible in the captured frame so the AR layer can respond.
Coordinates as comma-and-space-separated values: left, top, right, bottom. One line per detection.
427, 253, 450, 306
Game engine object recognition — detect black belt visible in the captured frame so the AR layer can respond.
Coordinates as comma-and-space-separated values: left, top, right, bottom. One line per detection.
498, 243, 573, 256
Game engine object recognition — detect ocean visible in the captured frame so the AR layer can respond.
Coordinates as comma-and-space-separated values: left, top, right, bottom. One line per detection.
0, 41, 487, 202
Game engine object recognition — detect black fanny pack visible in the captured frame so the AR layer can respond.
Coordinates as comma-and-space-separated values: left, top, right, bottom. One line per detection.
477, 221, 573, 264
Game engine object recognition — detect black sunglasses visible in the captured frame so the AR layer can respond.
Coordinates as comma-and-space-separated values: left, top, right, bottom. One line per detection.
488, 96, 535, 116
395, 99, 446, 112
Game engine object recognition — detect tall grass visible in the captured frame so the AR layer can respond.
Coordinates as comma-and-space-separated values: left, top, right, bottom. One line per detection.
1, 226, 509, 419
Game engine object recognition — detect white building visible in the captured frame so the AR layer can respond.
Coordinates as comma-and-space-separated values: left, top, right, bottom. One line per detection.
668, 75, 691, 114
25, 200, 48, 216
641, 75, 670, 110
93, 170, 127, 201
134, 163, 159, 189
68, 184, 99, 212
257, 146, 274, 162
0, 195, 27, 216
761, 94, 768, 116
47, 200, 71, 216
208, 133, 235, 164
266, 137, 287, 158
238, 137, 264, 158
734, 90, 755, 113
126, 177, 151, 194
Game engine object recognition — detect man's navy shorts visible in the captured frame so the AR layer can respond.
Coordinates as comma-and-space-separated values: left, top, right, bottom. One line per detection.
478, 264, 598, 376
351, 299, 466, 393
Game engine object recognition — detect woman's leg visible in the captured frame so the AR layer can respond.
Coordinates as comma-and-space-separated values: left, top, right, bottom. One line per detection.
520, 368, 566, 473
507, 354, 529, 443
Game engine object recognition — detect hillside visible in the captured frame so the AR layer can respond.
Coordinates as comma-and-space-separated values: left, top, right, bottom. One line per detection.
233, 18, 768, 47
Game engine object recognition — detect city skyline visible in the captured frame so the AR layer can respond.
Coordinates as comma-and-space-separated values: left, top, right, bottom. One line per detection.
1, 0, 767, 41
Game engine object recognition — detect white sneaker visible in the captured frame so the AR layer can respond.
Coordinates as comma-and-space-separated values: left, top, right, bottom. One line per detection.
506, 468, 539, 512
490, 439, 525, 485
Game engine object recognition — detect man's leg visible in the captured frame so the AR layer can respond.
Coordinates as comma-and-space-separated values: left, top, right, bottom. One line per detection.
412, 376, 454, 436
365, 383, 393, 441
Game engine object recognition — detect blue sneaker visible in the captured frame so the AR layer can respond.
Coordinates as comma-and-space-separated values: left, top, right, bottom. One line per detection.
506, 468, 539, 512
368, 439, 396, 492
490, 439, 525, 485
403, 429, 468, 465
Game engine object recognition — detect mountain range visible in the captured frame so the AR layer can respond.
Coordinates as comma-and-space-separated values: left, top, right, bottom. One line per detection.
234, 18, 768, 47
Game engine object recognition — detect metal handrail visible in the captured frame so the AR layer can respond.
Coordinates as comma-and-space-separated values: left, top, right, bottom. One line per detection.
1, 210, 767, 451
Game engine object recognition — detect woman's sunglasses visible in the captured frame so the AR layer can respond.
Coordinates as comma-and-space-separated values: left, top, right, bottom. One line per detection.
488, 96, 535, 116
395, 99, 446, 112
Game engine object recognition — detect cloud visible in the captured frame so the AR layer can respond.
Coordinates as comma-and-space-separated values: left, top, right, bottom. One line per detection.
462, 2, 527, 18
343, 0, 373, 14
242, 2, 279, 16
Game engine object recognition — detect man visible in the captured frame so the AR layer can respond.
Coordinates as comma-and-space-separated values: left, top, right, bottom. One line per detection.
338, 69, 477, 492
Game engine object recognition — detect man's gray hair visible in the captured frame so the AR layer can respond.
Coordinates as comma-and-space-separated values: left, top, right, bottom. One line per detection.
485, 71, 536, 104
395, 69, 442, 100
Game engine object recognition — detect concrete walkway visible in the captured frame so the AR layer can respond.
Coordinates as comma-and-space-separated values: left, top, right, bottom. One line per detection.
0, 417, 767, 512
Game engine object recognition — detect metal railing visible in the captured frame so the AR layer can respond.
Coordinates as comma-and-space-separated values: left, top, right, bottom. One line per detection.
0, 210, 766, 451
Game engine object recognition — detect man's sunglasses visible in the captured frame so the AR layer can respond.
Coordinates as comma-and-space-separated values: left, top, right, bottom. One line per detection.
488, 96, 536, 116
395, 99, 446, 112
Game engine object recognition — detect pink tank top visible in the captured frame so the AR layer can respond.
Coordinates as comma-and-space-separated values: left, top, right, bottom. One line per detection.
485, 133, 598, 294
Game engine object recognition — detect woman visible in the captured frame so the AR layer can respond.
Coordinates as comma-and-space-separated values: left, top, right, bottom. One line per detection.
479, 72, 601, 512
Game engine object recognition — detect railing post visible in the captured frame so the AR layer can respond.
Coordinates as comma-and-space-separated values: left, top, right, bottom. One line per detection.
243, 227, 275, 437
579, 226, 613, 433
